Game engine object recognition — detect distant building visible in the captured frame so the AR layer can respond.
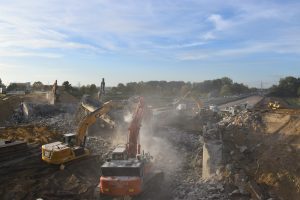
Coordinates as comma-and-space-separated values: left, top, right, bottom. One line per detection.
7, 82, 31, 93
0, 86, 6, 94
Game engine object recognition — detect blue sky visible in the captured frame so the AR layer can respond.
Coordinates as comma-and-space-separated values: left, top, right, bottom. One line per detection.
0, 0, 300, 88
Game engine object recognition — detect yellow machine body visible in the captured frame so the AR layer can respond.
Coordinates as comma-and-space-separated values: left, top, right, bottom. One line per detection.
42, 141, 90, 164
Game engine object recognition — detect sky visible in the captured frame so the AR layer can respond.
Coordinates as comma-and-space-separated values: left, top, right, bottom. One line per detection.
0, 0, 300, 88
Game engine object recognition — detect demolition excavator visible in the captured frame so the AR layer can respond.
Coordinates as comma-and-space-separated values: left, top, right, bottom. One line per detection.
95, 97, 163, 199
174, 90, 204, 116
42, 101, 116, 165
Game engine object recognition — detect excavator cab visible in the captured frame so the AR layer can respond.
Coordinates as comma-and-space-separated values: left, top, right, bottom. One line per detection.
62, 133, 86, 156
111, 145, 127, 160
63, 133, 76, 146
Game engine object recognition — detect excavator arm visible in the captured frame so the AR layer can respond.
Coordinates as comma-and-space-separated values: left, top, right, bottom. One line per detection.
76, 100, 116, 146
190, 96, 203, 110
176, 90, 203, 111
80, 95, 121, 126
127, 97, 145, 158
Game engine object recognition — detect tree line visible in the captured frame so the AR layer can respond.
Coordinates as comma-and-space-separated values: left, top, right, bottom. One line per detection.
269, 76, 300, 97
0, 79, 99, 97
0, 77, 257, 97
110, 77, 256, 97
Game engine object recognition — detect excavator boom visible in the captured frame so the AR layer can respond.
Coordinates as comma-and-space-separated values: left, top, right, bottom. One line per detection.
127, 97, 145, 158
42, 100, 117, 165
76, 100, 116, 146
97, 97, 163, 198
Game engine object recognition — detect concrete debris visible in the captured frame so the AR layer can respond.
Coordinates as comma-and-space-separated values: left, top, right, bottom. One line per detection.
239, 145, 248, 153
151, 127, 228, 200
1, 93, 299, 200
248, 180, 265, 200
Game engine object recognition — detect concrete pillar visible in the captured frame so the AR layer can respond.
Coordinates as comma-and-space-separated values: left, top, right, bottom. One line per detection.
202, 140, 223, 179
22, 102, 32, 119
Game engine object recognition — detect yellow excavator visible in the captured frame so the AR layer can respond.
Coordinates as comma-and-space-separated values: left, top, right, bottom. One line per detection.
268, 101, 281, 110
174, 91, 204, 115
42, 100, 116, 165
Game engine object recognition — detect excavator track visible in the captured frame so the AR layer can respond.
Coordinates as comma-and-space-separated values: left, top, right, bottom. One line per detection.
93, 171, 164, 200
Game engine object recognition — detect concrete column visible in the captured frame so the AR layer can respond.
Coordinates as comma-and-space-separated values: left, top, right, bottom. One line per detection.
202, 140, 223, 179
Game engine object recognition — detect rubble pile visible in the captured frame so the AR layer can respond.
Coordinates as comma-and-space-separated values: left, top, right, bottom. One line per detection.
86, 136, 114, 157
31, 113, 76, 133
3, 103, 79, 143
151, 127, 228, 200
22, 102, 62, 118
0, 125, 61, 144
220, 110, 263, 131
219, 109, 300, 200
0, 96, 25, 126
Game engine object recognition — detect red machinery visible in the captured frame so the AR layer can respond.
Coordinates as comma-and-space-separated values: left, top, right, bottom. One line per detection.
127, 96, 144, 158
96, 97, 163, 199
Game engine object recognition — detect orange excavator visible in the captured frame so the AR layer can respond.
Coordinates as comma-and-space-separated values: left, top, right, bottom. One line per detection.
95, 97, 163, 199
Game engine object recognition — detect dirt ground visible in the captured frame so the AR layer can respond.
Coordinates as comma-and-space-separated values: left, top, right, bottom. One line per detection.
258, 110, 300, 199
0, 131, 113, 200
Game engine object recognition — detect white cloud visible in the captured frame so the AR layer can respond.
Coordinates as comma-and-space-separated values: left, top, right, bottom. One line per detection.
0, 63, 20, 70
179, 39, 300, 61
0, 0, 299, 59
208, 14, 231, 31
179, 53, 209, 60
202, 32, 216, 40
0, 50, 62, 58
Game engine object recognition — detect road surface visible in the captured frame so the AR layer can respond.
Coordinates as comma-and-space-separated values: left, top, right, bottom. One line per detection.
218, 95, 263, 110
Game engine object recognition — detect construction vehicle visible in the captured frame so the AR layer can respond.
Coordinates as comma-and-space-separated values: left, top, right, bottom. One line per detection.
95, 97, 163, 199
79, 95, 116, 126
268, 101, 281, 110
174, 91, 204, 116
42, 101, 116, 165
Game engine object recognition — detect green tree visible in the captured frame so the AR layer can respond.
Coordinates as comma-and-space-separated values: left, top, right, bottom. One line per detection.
80, 85, 87, 95
221, 77, 233, 85
7, 83, 18, 91
32, 81, 44, 91
270, 76, 300, 97
0, 78, 5, 88
62, 81, 72, 91
117, 83, 126, 92
297, 86, 300, 97
220, 84, 232, 96
89, 84, 97, 94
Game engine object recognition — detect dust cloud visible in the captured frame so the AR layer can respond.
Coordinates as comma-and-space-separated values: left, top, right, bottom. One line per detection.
140, 114, 183, 177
